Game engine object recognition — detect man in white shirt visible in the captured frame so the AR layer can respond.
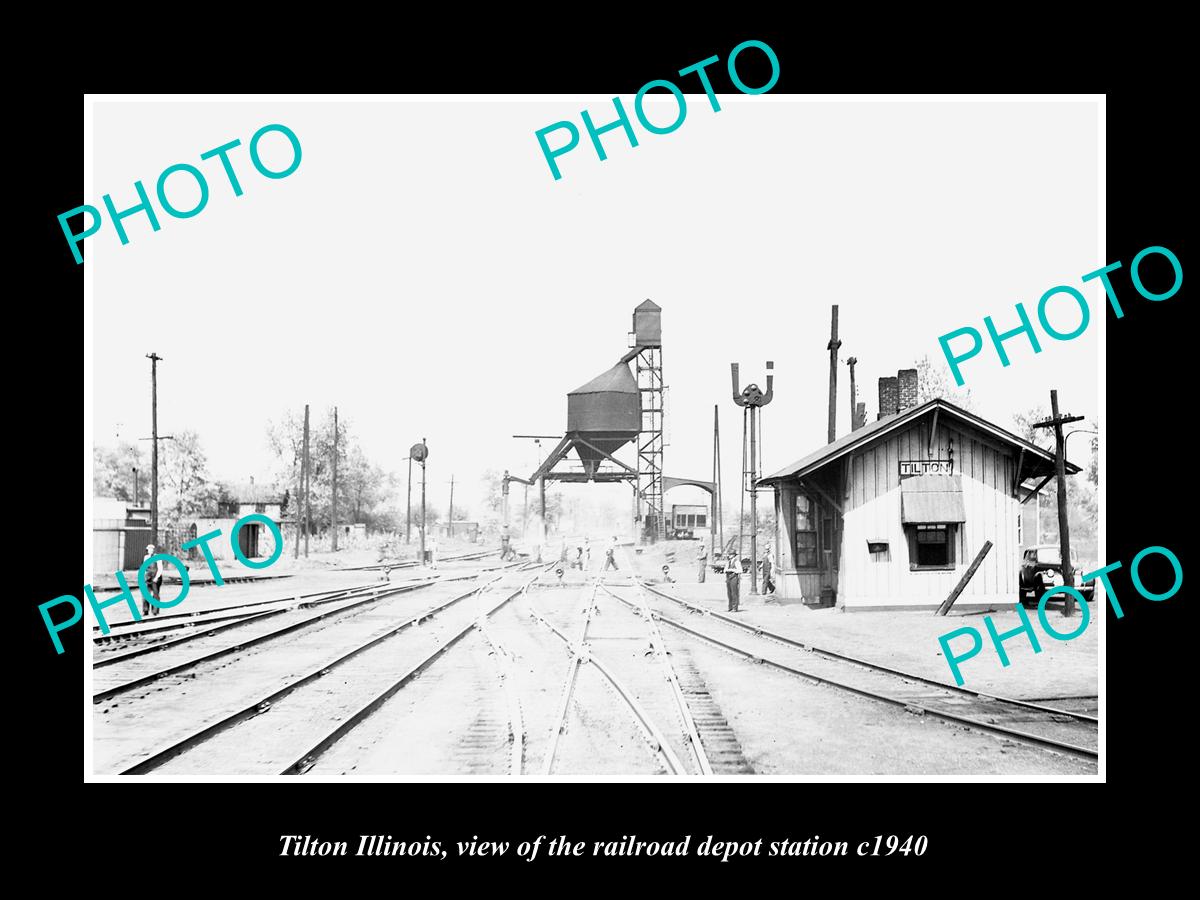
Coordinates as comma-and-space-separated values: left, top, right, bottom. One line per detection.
697, 542, 709, 583
725, 550, 741, 612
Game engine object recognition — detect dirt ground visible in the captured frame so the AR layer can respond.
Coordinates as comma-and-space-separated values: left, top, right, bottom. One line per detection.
627, 541, 1098, 701
90, 538, 1099, 776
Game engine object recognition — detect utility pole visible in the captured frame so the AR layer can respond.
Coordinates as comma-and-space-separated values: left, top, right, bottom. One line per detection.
405, 455, 413, 544
294, 442, 302, 560
331, 407, 339, 552
145, 353, 162, 546
303, 404, 310, 558
512, 435, 557, 542
420, 437, 427, 562
846, 356, 858, 430
1033, 390, 1085, 617
711, 405, 720, 562
827, 306, 841, 444
132, 467, 140, 506
447, 474, 456, 537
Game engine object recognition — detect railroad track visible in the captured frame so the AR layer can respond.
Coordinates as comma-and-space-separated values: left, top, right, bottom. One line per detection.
91, 581, 377, 639
92, 560, 527, 704
91, 570, 493, 659
600, 576, 757, 774
115, 564, 546, 775
94, 579, 445, 702
531, 574, 707, 776
282, 565, 549, 775
92, 583, 376, 652
631, 580, 1098, 762
89, 572, 294, 595
335, 549, 497, 572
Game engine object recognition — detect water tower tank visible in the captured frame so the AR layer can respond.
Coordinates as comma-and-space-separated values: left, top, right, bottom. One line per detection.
632, 299, 661, 347
567, 362, 640, 468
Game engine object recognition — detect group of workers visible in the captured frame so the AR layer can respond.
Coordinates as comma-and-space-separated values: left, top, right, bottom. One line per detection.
496, 526, 778, 613
696, 541, 774, 612
498, 527, 624, 573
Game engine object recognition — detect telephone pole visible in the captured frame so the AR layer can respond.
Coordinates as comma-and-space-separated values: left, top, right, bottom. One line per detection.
146, 353, 162, 546
330, 407, 339, 552
420, 437, 428, 561
1033, 390, 1085, 617
294, 440, 302, 559
447, 474, 455, 536
827, 306, 841, 444
303, 404, 311, 558
132, 467, 140, 506
405, 455, 413, 544
846, 357, 858, 429
712, 405, 721, 562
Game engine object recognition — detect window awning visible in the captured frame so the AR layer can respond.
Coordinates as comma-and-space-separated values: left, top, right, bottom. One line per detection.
900, 475, 966, 524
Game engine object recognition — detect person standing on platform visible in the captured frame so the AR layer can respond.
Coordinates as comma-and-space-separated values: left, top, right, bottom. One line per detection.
142, 544, 164, 617
697, 542, 709, 583
430, 535, 440, 570
603, 536, 620, 572
583, 537, 592, 571
762, 544, 775, 595
499, 525, 512, 561
725, 549, 741, 612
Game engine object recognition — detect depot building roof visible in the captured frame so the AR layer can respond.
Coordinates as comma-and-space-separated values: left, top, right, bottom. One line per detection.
758, 398, 1079, 486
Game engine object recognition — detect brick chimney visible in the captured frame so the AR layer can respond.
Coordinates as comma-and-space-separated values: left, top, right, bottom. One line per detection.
877, 376, 899, 420
898, 368, 919, 412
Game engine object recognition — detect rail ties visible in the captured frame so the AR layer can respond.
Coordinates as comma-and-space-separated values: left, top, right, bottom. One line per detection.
119, 567, 540, 776
600, 572, 714, 776
475, 621, 525, 776
636, 581, 1097, 762
92, 570, 505, 704
533, 578, 688, 776
675, 655, 755, 774
90, 582, 377, 636
277, 567, 549, 776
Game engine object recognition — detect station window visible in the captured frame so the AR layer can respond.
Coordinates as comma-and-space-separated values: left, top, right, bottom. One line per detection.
794, 494, 818, 568
696, 514, 707, 528
907, 524, 957, 569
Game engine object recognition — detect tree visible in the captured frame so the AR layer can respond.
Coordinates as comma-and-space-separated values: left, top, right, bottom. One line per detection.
267, 407, 397, 533
479, 469, 506, 527
1012, 407, 1099, 564
161, 430, 216, 527
266, 408, 306, 528
914, 354, 975, 411
93, 441, 148, 501
342, 446, 398, 530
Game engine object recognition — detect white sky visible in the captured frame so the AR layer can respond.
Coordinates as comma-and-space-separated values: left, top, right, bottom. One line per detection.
91, 98, 1100, 517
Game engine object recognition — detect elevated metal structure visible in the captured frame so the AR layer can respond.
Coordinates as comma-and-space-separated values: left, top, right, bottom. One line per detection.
503, 300, 703, 544
628, 300, 665, 541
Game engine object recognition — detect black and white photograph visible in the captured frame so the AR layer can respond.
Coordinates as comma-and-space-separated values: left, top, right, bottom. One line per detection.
80, 93, 1106, 780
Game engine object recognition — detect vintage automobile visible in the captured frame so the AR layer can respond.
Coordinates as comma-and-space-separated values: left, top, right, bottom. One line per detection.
1019, 545, 1095, 606
711, 537, 753, 574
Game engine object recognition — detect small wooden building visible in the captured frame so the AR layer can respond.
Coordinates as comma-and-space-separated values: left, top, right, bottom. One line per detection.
759, 371, 1077, 610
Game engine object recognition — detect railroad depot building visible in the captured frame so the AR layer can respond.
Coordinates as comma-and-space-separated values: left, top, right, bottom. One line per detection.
759, 369, 1076, 611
